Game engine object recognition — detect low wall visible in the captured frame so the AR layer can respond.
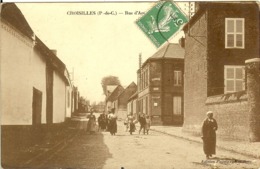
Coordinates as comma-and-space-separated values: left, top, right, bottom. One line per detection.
205, 91, 249, 141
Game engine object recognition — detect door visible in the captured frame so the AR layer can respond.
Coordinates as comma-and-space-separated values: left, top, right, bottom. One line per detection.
32, 87, 42, 125
173, 96, 182, 124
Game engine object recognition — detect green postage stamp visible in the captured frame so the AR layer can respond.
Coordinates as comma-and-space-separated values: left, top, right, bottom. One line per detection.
136, 1, 188, 48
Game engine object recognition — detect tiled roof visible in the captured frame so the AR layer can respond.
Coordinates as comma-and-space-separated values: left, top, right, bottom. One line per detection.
128, 91, 138, 101
150, 43, 184, 59
1, 3, 34, 40
106, 85, 124, 102
117, 82, 137, 99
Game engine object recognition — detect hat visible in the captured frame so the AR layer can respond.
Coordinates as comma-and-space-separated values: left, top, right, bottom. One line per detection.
206, 111, 213, 115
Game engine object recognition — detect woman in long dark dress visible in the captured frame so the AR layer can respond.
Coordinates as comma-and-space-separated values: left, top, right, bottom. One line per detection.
201, 111, 218, 159
98, 113, 106, 131
108, 110, 117, 135
87, 112, 96, 134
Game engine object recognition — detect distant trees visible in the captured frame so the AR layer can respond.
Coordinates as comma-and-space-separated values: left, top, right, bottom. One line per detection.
101, 76, 121, 95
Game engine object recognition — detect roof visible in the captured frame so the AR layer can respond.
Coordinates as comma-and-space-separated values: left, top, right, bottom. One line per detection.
141, 43, 184, 67
106, 85, 118, 95
150, 43, 184, 59
117, 82, 137, 99
106, 85, 124, 102
128, 91, 138, 101
35, 36, 70, 85
1, 3, 34, 40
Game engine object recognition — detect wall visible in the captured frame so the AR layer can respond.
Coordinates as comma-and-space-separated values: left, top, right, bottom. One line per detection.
149, 61, 162, 118
32, 50, 47, 124
207, 3, 260, 96
162, 59, 184, 125
65, 86, 72, 118
205, 92, 249, 140
183, 11, 208, 132
1, 20, 46, 125
53, 71, 66, 123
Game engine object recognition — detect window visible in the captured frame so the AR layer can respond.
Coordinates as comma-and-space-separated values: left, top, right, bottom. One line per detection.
174, 71, 182, 86
173, 96, 182, 115
225, 18, 244, 48
224, 66, 245, 93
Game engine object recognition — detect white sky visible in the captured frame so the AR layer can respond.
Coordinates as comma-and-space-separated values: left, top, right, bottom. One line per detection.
16, 2, 187, 103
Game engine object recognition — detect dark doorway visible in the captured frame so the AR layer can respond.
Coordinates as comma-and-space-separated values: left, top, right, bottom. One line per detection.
32, 87, 42, 125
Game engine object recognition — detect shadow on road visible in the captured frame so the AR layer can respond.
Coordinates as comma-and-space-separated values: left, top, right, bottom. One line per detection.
39, 130, 113, 169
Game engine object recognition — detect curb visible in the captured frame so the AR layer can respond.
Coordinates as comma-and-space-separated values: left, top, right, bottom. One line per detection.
151, 128, 260, 159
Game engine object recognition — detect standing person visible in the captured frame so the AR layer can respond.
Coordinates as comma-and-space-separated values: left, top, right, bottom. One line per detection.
124, 116, 129, 132
127, 114, 136, 135
145, 115, 151, 135
87, 111, 96, 134
98, 112, 106, 131
108, 109, 117, 135
201, 111, 218, 159
138, 113, 146, 135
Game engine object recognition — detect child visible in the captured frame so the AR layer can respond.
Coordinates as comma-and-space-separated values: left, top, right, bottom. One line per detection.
145, 115, 151, 135
127, 115, 136, 135
124, 116, 129, 132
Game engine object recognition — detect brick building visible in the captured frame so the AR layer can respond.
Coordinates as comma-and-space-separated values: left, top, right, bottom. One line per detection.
137, 43, 184, 125
182, 2, 260, 141
114, 82, 137, 120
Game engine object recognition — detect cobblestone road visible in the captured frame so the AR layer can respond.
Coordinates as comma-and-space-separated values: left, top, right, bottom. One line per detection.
35, 122, 260, 169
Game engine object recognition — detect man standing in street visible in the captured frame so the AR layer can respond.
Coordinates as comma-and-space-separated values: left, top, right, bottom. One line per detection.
138, 113, 146, 135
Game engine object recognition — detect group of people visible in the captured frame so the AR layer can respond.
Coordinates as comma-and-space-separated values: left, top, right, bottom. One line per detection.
124, 113, 151, 135
87, 109, 218, 160
86, 109, 117, 136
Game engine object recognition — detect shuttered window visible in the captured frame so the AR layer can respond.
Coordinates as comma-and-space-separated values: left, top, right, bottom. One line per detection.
225, 18, 244, 48
224, 66, 245, 93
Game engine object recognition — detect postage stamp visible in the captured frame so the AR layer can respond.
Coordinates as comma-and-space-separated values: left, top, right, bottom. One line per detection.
136, 1, 188, 48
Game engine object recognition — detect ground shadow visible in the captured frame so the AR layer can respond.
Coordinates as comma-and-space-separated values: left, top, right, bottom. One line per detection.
37, 130, 113, 169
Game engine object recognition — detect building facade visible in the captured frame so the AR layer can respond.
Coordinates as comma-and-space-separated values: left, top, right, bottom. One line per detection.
183, 2, 260, 141
1, 3, 73, 138
137, 43, 184, 125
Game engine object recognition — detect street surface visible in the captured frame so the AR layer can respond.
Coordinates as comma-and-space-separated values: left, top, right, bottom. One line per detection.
27, 122, 260, 169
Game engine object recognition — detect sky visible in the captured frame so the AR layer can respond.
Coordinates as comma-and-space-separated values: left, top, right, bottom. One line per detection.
17, 2, 188, 103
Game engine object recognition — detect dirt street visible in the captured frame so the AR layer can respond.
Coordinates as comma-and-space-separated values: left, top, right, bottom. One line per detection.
23, 122, 259, 169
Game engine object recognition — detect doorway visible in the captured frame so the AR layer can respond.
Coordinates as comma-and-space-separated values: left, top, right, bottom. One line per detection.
32, 87, 42, 125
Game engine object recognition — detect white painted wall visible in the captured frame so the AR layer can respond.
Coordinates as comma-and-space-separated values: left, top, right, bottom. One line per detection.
53, 71, 66, 123
65, 86, 72, 118
32, 50, 47, 124
1, 20, 46, 125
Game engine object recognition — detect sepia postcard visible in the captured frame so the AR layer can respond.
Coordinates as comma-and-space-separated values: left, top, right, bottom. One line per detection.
1, 1, 260, 168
